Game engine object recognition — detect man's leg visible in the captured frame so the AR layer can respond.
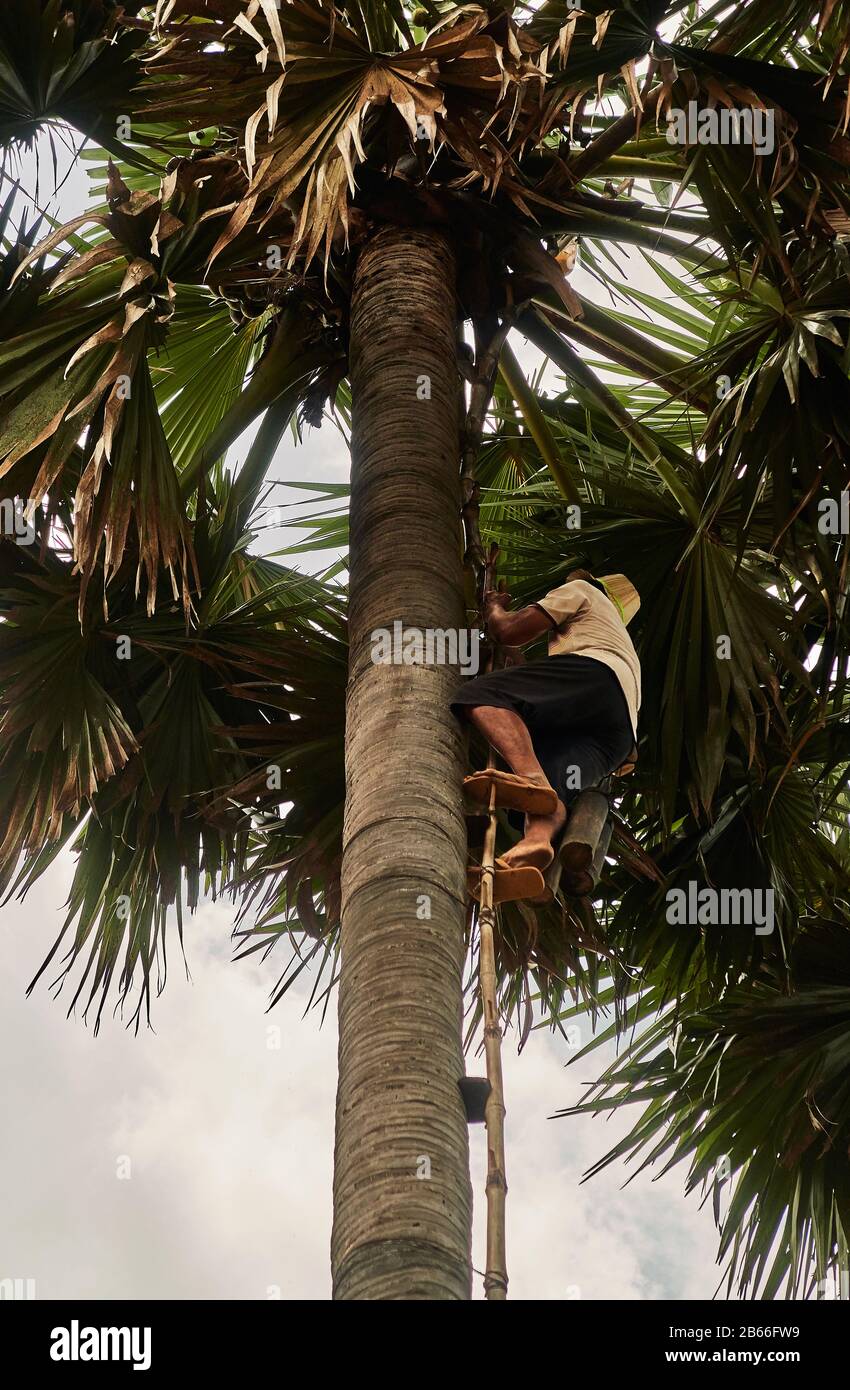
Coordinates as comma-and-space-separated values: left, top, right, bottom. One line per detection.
466, 704, 547, 782
466, 704, 566, 866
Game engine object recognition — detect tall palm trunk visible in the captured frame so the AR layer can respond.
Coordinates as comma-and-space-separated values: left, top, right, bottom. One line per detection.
332, 225, 472, 1300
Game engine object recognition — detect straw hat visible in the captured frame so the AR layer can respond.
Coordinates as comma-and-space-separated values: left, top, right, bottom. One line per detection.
598, 573, 640, 625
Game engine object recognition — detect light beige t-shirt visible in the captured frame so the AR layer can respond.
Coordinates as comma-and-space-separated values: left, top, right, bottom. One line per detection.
535, 579, 641, 740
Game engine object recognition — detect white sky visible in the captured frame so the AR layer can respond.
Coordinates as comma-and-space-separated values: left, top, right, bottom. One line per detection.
0, 124, 725, 1302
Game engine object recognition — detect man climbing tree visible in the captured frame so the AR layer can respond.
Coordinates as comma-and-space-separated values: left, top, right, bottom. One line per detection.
455, 572, 640, 900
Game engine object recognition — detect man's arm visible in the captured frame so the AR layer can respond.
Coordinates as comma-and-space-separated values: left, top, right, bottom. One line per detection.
483, 590, 555, 647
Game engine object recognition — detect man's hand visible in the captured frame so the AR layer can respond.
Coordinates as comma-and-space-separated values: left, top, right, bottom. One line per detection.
483, 588, 511, 637
481, 590, 553, 649
483, 588, 511, 614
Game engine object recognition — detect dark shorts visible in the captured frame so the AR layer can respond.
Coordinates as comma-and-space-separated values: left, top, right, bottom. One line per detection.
450, 654, 635, 806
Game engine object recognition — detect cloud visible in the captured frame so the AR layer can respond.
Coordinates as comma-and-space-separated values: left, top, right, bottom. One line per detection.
0, 866, 334, 1300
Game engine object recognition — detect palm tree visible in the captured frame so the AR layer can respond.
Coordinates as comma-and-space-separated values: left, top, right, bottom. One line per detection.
1, 0, 849, 1300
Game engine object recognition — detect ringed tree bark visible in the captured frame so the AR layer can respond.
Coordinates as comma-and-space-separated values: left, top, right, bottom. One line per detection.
332, 225, 473, 1300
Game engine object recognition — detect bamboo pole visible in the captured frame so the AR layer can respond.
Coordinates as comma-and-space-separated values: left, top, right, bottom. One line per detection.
477, 547, 508, 1300
478, 766, 508, 1299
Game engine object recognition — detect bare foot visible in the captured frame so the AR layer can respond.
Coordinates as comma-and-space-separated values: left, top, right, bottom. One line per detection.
500, 797, 567, 870
499, 842, 555, 871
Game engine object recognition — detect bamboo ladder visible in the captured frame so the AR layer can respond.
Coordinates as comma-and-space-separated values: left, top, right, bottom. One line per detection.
475, 545, 509, 1301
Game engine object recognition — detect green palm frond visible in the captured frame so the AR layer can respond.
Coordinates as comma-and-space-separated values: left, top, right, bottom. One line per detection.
0, 1, 148, 154
563, 920, 850, 1299
4, 536, 349, 1031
